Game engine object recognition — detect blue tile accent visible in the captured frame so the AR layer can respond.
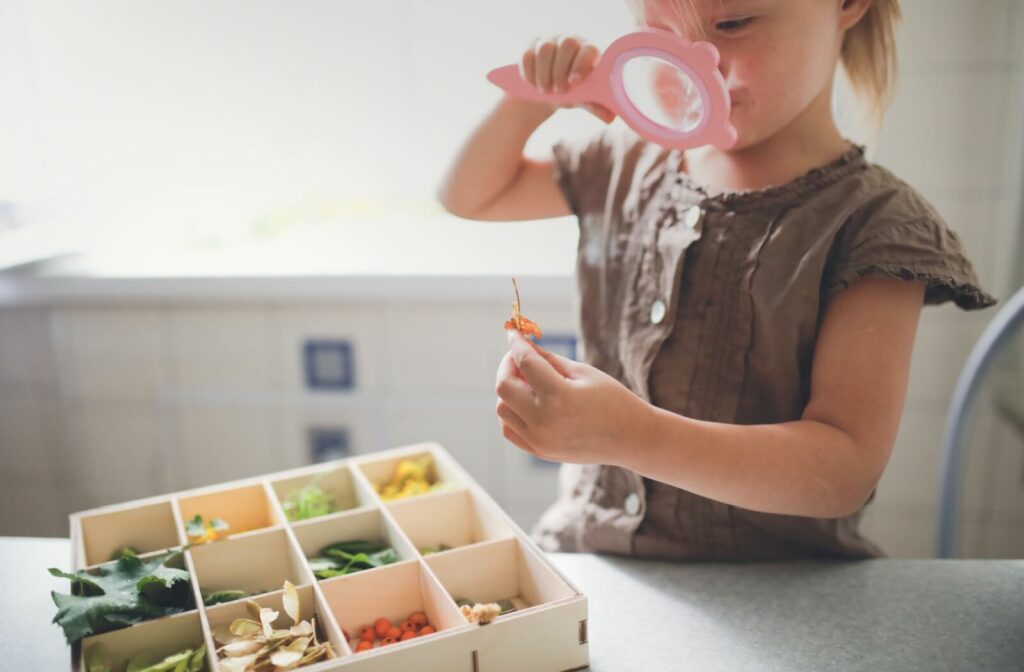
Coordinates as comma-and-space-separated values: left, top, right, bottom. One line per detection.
537, 334, 578, 361
303, 339, 355, 391
308, 426, 351, 463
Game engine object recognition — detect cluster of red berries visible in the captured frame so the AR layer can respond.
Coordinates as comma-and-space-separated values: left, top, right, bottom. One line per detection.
347, 611, 435, 653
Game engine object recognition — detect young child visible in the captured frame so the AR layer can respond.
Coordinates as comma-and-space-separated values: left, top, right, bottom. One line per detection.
438, 0, 996, 560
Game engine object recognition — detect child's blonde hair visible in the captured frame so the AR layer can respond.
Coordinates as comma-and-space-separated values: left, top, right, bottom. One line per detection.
629, 0, 901, 120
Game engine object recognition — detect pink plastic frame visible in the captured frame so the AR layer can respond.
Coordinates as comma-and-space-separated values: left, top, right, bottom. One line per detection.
488, 28, 737, 150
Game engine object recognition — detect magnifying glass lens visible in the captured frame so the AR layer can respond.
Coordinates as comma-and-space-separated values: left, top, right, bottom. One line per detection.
622, 56, 704, 133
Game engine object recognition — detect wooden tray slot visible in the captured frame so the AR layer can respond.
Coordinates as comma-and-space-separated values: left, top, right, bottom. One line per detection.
78, 610, 209, 671
78, 499, 181, 567
204, 583, 347, 668
354, 445, 462, 503
425, 537, 575, 620
387, 488, 515, 556
189, 528, 314, 604
319, 559, 467, 655
271, 463, 375, 524
176, 482, 283, 542
292, 506, 418, 579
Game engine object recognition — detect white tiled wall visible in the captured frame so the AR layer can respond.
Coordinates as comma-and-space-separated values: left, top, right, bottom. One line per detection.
854, 0, 1024, 558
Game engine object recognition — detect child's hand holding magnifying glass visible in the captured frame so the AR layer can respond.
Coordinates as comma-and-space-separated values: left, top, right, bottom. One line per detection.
518, 35, 617, 124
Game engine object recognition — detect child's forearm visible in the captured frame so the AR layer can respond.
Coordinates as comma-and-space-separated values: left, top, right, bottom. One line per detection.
618, 406, 881, 519
436, 96, 553, 219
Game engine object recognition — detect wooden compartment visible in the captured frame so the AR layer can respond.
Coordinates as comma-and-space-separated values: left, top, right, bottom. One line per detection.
205, 583, 348, 667
292, 507, 418, 580
271, 463, 375, 523
65, 443, 588, 672
78, 499, 181, 567
426, 538, 588, 672
188, 528, 313, 603
320, 560, 466, 653
177, 482, 282, 541
387, 488, 514, 556
78, 610, 209, 671
425, 537, 575, 617
354, 444, 463, 502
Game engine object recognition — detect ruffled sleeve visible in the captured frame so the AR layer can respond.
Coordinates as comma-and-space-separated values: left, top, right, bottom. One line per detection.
551, 128, 619, 221
822, 187, 997, 310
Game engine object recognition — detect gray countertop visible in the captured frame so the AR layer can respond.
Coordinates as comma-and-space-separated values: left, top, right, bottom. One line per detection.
7, 537, 1023, 671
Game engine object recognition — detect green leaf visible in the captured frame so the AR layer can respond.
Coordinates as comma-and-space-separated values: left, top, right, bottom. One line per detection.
185, 515, 205, 538
209, 517, 229, 532
282, 483, 338, 522
202, 589, 249, 606
126, 647, 197, 672
109, 546, 140, 562
319, 540, 389, 556
188, 645, 206, 672
49, 549, 193, 644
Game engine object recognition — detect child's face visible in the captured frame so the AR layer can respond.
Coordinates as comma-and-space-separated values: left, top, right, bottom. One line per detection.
640, 0, 857, 150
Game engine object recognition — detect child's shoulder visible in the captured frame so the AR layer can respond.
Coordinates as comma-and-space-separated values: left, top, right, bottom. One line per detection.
823, 158, 997, 310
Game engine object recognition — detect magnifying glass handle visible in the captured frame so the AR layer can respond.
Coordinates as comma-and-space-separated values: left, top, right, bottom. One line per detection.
486, 64, 600, 106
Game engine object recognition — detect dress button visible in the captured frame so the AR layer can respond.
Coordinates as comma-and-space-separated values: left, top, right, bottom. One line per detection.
649, 299, 667, 325
682, 205, 703, 229
624, 492, 641, 516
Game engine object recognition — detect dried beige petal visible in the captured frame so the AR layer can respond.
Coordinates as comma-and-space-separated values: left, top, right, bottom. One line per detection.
259, 607, 280, 638
217, 652, 257, 671
221, 638, 263, 657
289, 621, 314, 637
269, 636, 309, 668
212, 625, 238, 645
245, 600, 262, 620
282, 580, 300, 624
229, 619, 263, 638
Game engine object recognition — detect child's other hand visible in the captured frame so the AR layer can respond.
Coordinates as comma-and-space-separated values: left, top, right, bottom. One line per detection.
495, 330, 651, 464
519, 35, 616, 124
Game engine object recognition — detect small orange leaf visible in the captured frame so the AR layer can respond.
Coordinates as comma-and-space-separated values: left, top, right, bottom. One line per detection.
504, 278, 542, 339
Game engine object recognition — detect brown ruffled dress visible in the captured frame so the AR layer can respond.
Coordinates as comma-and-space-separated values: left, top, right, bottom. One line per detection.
532, 129, 997, 560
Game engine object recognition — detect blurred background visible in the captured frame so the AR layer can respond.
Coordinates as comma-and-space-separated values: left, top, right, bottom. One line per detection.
0, 0, 1021, 557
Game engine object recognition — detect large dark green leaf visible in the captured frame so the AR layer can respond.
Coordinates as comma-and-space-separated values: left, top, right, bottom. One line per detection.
49, 549, 194, 643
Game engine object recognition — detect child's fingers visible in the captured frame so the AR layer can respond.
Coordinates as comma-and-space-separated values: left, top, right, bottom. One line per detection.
500, 420, 538, 456
509, 331, 576, 379
495, 398, 529, 435
551, 36, 582, 93
519, 38, 539, 90
508, 333, 563, 396
495, 351, 537, 416
567, 42, 599, 87
533, 39, 557, 93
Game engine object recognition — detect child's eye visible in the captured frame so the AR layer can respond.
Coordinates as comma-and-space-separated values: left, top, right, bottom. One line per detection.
715, 17, 754, 33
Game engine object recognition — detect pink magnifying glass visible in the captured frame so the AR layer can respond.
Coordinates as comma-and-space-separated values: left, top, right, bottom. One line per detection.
487, 28, 737, 151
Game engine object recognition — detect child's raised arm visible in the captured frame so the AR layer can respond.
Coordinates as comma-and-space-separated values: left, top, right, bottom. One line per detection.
437, 36, 613, 222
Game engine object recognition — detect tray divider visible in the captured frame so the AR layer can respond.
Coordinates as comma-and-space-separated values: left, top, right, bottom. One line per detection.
378, 505, 420, 560
309, 577, 354, 658
169, 496, 191, 546
417, 555, 469, 632
349, 461, 383, 507
193, 583, 222, 672
261, 478, 290, 527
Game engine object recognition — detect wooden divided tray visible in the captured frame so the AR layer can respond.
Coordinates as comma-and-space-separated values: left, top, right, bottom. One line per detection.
64, 443, 589, 672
